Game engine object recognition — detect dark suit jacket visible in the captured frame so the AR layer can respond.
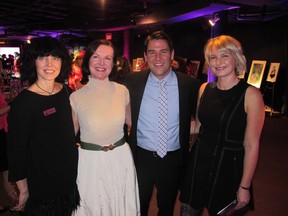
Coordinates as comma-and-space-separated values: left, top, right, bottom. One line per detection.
125, 70, 200, 164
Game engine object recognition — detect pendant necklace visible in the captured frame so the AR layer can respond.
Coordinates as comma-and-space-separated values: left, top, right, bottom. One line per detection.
35, 82, 55, 95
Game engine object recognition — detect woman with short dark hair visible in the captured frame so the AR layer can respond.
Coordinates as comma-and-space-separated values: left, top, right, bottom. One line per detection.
7, 36, 80, 215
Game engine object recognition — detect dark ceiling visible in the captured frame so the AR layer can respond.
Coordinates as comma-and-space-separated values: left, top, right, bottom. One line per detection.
0, 0, 287, 44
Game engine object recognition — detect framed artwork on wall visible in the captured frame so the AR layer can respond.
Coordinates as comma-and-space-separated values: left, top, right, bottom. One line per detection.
132, 59, 137, 72
187, 60, 200, 78
247, 60, 267, 88
266, 62, 280, 83
132, 58, 144, 72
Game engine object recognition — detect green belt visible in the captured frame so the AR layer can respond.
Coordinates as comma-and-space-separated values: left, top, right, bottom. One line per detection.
80, 137, 125, 151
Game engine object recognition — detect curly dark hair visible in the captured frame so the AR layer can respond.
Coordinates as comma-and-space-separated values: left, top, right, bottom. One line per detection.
81, 39, 115, 84
19, 36, 72, 85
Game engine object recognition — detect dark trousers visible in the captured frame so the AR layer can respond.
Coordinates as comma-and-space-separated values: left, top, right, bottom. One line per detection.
136, 146, 183, 216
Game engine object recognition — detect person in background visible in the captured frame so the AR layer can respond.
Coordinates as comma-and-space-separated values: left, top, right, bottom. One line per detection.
1, 54, 8, 70
125, 31, 200, 216
13, 52, 21, 73
6, 55, 14, 71
68, 50, 86, 144
7, 36, 80, 215
0, 56, 3, 74
108, 55, 133, 140
0, 60, 3, 91
115, 56, 133, 84
180, 35, 265, 216
0, 91, 17, 213
70, 39, 140, 216
186, 60, 200, 79
68, 50, 85, 91
171, 56, 186, 74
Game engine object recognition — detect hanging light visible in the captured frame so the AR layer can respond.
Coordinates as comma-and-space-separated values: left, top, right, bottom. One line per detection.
209, 14, 220, 27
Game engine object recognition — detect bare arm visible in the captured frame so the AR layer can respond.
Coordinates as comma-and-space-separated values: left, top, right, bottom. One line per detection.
236, 86, 265, 209
190, 82, 208, 135
125, 102, 132, 128
71, 109, 80, 135
189, 83, 208, 149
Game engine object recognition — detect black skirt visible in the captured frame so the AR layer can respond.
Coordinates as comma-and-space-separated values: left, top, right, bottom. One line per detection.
23, 186, 80, 216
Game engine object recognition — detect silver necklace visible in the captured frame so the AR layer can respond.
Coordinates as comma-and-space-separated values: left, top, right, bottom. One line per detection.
35, 82, 55, 95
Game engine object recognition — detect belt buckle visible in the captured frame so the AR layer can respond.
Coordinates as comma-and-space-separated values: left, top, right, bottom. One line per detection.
109, 145, 115, 150
101, 144, 115, 152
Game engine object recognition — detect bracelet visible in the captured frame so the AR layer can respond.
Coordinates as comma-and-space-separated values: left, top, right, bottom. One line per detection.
239, 185, 250, 190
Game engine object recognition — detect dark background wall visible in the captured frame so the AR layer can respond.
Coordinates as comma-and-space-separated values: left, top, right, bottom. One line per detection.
128, 18, 288, 114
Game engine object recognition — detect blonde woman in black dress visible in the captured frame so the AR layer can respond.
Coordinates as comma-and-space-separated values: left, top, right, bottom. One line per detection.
180, 35, 265, 216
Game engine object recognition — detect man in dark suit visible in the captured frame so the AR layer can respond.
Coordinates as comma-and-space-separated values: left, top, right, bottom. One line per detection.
125, 31, 200, 216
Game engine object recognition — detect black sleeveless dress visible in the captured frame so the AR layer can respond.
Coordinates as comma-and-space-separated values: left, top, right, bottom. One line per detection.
180, 80, 254, 215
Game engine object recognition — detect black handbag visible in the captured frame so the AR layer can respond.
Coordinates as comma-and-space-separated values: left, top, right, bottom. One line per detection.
217, 199, 250, 216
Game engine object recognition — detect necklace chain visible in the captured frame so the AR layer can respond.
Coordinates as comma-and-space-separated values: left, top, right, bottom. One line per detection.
35, 82, 55, 95
216, 78, 240, 90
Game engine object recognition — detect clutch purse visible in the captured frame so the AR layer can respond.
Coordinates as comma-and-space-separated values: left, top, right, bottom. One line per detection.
217, 199, 250, 216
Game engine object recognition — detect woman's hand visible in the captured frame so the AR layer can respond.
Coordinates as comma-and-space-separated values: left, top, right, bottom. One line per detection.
12, 190, 29, 212
235, 187, 250, 210
11, 178, 29, 212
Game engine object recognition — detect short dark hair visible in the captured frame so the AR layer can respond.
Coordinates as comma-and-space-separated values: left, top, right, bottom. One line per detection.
81, 39, 115, 84
20, 36, 72, 85
143, 31, 174, 53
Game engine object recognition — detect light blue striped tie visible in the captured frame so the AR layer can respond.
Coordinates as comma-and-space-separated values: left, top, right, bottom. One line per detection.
157, 80, 168, 158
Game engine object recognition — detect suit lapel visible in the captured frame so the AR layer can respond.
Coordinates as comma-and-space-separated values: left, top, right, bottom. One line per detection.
175, 72, 184, 115
133, 71, 150, 121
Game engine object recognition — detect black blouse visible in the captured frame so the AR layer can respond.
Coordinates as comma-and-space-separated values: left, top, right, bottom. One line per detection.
7, 87, 78, 200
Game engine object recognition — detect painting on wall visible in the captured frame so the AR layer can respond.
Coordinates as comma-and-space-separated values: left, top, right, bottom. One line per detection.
247, 60, 267, 88
132, 58, 144, 72
187, 60, 200, 78
266, 62, 280, 83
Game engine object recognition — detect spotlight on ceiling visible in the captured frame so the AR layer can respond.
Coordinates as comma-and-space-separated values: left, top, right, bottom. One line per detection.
209, 14, 220, 27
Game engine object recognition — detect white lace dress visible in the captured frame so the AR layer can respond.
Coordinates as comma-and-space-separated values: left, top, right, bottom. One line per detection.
70, 78, 140, 216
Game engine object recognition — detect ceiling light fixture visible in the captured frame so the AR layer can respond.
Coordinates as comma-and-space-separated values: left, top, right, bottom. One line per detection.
209, 14, 220, 27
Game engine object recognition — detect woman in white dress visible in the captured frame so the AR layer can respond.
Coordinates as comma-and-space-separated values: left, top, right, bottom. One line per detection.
70, 39, 140, 216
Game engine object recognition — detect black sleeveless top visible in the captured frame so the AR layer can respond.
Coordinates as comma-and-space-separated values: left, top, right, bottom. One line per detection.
198, 80, 247, 150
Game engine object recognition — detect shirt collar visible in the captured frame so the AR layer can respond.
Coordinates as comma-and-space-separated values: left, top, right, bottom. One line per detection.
148, 69, 174, 86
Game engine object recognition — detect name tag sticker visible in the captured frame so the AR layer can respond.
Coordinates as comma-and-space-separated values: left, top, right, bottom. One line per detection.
43, 107, 56, 116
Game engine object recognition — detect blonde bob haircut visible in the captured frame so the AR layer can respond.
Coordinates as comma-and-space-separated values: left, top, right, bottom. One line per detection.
204, 35, 246, 76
